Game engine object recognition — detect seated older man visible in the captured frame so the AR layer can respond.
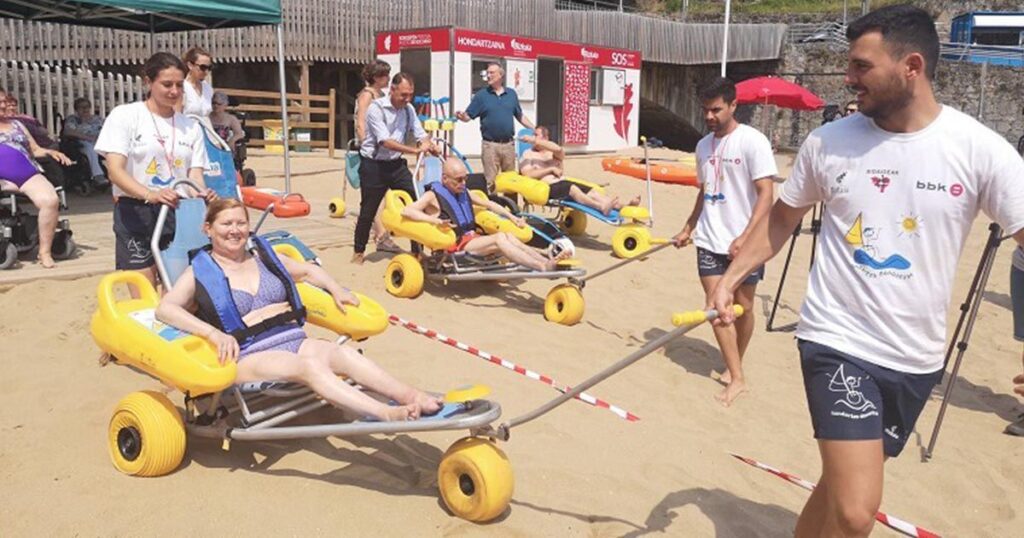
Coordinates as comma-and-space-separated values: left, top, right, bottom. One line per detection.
401, 156, 566, 272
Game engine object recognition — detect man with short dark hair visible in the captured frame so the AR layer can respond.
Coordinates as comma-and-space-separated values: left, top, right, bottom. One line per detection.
707, 6, 1024, 536
843, 99, 859, 117
673, 76, 777, 407
456, 62, 534, 190
353, 72, 436, 264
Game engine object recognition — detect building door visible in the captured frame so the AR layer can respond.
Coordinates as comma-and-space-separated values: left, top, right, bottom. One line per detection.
536, 58, 563, 144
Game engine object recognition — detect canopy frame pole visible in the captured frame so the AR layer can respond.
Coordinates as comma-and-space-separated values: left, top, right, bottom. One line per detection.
276, 24, 292, 193
720, 0, 731, 77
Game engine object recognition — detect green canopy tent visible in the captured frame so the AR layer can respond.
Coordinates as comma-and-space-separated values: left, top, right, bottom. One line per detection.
0, 0, 297, 191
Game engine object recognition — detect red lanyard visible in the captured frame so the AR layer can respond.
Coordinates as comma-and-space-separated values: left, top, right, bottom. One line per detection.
149, 111, 177, 178
708, 133, 730, 197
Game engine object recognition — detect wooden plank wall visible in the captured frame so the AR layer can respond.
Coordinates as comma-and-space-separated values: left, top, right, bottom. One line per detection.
0, 0, 786, 67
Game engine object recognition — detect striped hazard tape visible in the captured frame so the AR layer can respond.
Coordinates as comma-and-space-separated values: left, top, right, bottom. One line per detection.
730, 453, 940, 538
388, 314, 639, 422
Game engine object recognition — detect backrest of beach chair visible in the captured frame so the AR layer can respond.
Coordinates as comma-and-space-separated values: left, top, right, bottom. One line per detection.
345, 148, 361, 189
421, 155, 443, 190
162, 198, 210, 286
199, 122, 242, 200
515, 127, 534, 159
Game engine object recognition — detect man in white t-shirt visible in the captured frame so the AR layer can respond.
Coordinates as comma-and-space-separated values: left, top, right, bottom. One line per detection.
672, 77, 778, 407
708, 6, 1024, 537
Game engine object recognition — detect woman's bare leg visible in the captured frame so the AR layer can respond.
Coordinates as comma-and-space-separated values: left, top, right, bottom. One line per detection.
19, 175, 59, 268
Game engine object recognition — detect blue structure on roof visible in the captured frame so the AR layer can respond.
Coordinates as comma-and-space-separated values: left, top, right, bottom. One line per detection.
946, 12, 1024, 67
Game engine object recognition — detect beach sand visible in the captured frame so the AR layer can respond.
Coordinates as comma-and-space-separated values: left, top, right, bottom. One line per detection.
1, 147, 1022, 536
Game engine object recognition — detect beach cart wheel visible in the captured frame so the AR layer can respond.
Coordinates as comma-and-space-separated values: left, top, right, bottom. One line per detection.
612, 225, 652, 259
561, 209, 588, 236
438, 437, 514, 522
108, 391, 186, 477
384, 254, 424, 298
0, 243, 17, 270
544, 284, 585, 326
328, 198, 346, 218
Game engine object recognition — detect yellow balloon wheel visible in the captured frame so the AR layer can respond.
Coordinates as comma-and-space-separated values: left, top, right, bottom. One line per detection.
328, 197, 346, 218
107, 391, 186, 477
544, 284, 585, 326
561, 209, 588, 236
438, 437, 514, 522
384, 253, 424, 298
611, 226, 652, 259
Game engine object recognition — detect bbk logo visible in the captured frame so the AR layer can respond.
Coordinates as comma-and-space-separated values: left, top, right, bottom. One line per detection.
871, 175, 891, 193
581, 47, 600, 60
383, 34, 393, 52
916, 181, 963, 196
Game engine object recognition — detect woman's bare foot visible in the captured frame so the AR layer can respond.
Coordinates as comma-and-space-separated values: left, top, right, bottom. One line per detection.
600, 196, 618, 216
714, 378, 748, 407
380, 403, 419, 422
350, 252, 365, 265
37, 254, 56, 268
626, 195, 641, 207
544, 246, 572, 271
715, 369, 733, 385
410, 391, 444, 416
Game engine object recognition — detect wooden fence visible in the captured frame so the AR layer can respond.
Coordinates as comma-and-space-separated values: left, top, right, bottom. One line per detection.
219, 87, 337, 158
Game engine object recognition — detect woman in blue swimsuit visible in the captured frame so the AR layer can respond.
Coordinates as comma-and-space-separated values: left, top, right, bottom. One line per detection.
156, 198, 442, 421
0, 89, 71, 268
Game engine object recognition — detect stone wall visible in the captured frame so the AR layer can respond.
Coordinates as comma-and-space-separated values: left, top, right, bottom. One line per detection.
757, 42, 1024, 151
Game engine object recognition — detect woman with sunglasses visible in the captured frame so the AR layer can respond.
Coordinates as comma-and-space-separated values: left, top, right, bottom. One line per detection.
181, 47, 214, 119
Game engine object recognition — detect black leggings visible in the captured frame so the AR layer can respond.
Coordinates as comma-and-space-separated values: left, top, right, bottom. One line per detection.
354, 156, 416, 254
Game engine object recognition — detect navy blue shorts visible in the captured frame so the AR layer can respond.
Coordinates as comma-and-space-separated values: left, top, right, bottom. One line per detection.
798, 339, 943, 457
1011, 264, 1024, 342
696, 246, 763, 286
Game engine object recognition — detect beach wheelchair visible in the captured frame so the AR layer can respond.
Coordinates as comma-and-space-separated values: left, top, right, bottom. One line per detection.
493, 129, 666, 259
379, 151, 588, 326
90, 180, 514, 522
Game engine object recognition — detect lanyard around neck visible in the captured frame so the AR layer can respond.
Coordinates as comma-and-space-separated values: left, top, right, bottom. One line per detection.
149, 109, 177, 177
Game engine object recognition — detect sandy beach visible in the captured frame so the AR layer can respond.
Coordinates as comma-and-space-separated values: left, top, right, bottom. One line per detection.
1, 147, 1022, 536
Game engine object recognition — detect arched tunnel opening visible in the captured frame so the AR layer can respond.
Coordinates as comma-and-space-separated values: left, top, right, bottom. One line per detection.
639, 97, 703, 152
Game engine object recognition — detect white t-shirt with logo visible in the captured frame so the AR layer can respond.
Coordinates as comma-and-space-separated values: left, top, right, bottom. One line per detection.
781, 106, 1024, 373
694, 123, 779, 254
95, 102, 209, 198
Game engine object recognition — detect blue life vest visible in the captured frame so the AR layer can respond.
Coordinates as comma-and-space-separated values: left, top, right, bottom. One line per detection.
431, 182, 476, 237
191, 235, 306, 350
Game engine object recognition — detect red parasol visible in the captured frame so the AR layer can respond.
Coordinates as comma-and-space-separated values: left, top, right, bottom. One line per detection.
735, 76, 825, 110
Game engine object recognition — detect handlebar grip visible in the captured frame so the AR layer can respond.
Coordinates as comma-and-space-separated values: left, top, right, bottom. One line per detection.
670, 305, 745, 327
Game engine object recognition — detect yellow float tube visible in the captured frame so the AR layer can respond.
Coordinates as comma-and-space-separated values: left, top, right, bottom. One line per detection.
381, 189, 457, 250
494, 171, 606, 206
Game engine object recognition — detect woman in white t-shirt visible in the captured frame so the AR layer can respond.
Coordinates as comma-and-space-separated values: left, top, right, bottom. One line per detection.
181, 47, 214, 119
95, 52, 216, 289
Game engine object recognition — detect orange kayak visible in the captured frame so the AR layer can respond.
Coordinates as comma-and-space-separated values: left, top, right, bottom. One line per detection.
601, 157, 698, 186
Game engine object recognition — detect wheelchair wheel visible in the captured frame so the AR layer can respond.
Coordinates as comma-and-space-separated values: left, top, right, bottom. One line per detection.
612, 225, 652, 259
544, 284, 585, 326
561, 209, 587, 236
328, 197, 346, 218
108, 391, 186, 477
384, 253, 424, 298
438, 437, 513, 522
52, 235, 76, 260
0, 243, 17, 270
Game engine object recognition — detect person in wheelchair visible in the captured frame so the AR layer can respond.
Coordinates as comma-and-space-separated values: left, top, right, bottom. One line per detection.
519, 126, 639, 216
61, 97, 110, 188
402, 156, 568, 272
0, 89, 72, 268
156, 198, 442, 422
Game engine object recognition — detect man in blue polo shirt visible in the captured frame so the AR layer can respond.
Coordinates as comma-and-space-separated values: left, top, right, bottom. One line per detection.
456, 62, 535, 190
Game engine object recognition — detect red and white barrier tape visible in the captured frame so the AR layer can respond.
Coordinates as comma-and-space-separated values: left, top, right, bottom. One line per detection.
388, 314, 639, 422
730, 453, 940, 538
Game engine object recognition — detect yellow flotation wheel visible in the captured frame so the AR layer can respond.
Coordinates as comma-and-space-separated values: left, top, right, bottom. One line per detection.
561, 209, 588, 236
384, 253, 424, 298
544, 284, 585, 325
611, 225, 652, 259
328, 197, 346, 218
107, 391, 186, 477
438, 437, 514, 522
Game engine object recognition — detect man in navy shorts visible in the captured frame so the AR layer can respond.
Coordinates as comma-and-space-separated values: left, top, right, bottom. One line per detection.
708, 6, 1024, 537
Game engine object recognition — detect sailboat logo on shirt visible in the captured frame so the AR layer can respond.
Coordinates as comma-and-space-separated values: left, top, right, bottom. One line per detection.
145, 158, 158, 175
845, 213, 911, 271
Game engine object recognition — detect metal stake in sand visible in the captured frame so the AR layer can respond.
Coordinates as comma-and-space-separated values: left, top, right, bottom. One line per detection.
387, 314, 640, 422
497, 307, 743, 440
730, 453, 941, 538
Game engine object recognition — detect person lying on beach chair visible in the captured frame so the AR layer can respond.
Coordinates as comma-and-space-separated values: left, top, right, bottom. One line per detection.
402, 156, 567, 272
156, 198, 442, 421
519, 126, 639, 215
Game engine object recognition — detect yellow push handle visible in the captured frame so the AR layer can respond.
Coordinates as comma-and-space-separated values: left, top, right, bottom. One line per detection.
97, 270, 160, 322
671, 305, 745, 327
640, 135, 647, 144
